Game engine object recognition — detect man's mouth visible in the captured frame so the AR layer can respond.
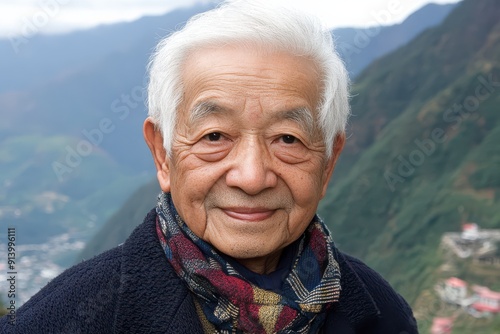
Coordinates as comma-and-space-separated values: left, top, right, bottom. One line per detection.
221, 207, 276, 222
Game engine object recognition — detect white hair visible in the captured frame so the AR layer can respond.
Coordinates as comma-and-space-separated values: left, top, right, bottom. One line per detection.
147, 0, 350, 158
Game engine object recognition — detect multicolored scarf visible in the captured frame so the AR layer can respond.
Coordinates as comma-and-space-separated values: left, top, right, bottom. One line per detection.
156, 192, 341, 334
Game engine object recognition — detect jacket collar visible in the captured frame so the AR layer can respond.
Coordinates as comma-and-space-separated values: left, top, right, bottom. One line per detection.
330, 246, 381, 331
114, 209, 204, 333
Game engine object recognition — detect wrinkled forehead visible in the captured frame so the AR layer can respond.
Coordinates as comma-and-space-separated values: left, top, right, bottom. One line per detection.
179, 43, 323, 112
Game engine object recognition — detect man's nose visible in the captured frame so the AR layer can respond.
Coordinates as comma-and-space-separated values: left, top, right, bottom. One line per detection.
225, 137, 278, 195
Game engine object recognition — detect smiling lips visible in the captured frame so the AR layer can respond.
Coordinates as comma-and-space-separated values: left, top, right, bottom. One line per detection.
222, 207, 276, 222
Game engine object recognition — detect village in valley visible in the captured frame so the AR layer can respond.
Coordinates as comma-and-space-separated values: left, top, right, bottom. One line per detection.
428, 223, 500, 334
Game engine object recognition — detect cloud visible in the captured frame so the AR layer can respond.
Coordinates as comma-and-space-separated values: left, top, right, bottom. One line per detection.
0, 0, 211, 37
0, 0, 460, 38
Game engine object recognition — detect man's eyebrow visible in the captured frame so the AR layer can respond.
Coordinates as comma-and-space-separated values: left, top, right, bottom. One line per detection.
189, 101, 225, 124
274, 107, 315, 135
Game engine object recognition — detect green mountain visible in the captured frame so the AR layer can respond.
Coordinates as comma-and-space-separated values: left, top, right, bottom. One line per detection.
78, 179, 160, 261
322, 0, 500, 286
318, 0, 500, 331
77, 0, 500, 331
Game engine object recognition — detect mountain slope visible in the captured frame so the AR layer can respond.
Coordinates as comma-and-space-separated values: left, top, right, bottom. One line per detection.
78, 179, 160, 261
333, 3, 457, 77
318, 0, 500, 331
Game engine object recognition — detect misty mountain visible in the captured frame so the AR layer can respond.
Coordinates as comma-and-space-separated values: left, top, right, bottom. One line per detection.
334, 3, 456, 77
0, 4, 215, 94
0, 3, 215, 245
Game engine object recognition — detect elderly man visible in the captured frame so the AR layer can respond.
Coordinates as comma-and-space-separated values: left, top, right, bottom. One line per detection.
1, 1, 417, 333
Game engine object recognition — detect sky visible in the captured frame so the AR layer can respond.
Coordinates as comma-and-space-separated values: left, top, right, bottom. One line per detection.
0, 0, 462, 38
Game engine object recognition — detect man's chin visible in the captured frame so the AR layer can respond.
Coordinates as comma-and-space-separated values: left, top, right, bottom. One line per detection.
213, 240, 274, 258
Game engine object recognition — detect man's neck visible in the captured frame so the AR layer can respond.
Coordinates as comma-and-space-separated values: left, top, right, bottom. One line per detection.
234, 249, 283, 275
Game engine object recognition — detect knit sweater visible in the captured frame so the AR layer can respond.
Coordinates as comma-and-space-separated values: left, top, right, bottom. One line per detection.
1, 209, 418, 333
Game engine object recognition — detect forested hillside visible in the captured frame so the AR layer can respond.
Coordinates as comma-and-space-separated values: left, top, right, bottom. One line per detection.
318, 0, 500, 331
320, 0, 499, 299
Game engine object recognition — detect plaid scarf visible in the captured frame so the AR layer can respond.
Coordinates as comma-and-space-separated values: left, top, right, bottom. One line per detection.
156, 192, 341, 334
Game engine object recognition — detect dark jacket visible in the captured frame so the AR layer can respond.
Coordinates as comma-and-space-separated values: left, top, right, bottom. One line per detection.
1, 209, 418, 333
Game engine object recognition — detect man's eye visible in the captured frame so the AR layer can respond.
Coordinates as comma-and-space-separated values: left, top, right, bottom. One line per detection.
281, 135, 297, 144
205, 132, 222, 141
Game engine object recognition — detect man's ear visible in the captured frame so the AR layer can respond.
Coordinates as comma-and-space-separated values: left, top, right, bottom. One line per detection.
321, 133, 345, 198
143, 118, 171, 193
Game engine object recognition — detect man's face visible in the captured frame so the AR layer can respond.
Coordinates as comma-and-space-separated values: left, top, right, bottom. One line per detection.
148, 45, 342, 271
